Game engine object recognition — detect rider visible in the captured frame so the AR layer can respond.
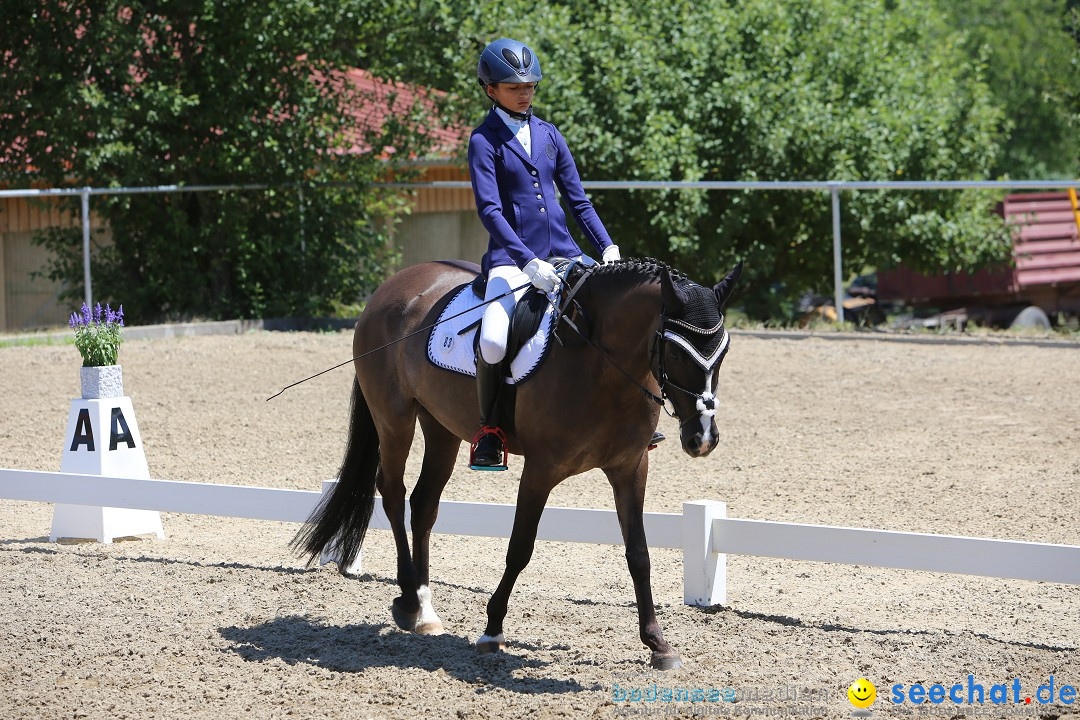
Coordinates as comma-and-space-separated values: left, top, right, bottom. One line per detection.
467, 37, 621, 469
468, 38, 665, 469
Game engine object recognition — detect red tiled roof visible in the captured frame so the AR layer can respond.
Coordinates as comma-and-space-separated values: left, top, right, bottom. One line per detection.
320, 66, 465, 160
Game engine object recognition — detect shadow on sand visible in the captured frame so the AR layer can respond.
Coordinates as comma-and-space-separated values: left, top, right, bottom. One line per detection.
697, 605, 1078, 653
218, 616, 594, 694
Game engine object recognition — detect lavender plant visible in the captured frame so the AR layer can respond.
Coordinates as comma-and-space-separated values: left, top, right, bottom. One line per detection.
69, 302, 124, 367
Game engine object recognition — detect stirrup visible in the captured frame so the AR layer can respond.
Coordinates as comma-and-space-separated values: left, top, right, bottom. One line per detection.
648, 431, 666, 451
469, 425, 508, 471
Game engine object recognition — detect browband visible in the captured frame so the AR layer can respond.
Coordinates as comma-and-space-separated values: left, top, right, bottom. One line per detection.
663, 328, 729, 370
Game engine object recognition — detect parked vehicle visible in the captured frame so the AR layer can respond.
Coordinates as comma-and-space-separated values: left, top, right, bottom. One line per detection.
877, 191, 1080, 329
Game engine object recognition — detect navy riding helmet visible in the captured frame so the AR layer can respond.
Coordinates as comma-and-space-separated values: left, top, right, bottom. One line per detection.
477, 37, 542, 87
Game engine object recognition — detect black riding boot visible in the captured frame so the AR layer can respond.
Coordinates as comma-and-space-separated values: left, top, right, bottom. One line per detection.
471, 356, 506, 470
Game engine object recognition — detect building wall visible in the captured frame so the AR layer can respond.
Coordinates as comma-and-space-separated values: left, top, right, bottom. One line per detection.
412, 164, 475, 214
0, 197, 84, 332
398, 210, 487, 270
397, 163, 487, 269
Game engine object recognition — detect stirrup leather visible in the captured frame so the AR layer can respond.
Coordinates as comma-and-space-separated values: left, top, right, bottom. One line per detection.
469, 425, 508, 471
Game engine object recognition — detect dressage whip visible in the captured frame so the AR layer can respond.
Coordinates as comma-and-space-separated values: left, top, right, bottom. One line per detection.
265, 280, 532, 401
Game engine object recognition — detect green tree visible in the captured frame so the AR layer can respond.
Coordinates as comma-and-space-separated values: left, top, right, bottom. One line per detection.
385, 0, 1013, 319
935, 0, 1080, 179
0, 1, 435, 322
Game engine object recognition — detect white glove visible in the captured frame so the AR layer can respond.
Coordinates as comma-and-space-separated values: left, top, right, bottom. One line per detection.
602, 244, 621, 264
523, 258, 561, 293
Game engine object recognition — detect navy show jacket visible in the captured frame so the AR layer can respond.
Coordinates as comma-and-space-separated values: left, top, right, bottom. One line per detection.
468, 107, 613, 272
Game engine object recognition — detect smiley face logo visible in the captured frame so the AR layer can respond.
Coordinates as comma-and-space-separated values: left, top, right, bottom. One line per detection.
848, 678, 876, 709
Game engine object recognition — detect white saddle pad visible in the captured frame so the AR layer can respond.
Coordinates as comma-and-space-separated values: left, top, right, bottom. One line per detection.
427, 283, 557, 384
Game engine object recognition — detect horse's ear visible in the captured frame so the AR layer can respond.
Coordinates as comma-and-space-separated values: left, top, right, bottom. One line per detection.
714, 261, 743, 310
661, 267, 688, 312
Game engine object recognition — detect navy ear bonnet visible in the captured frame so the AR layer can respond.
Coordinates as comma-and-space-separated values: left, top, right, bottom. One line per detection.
665, 282, 729, 369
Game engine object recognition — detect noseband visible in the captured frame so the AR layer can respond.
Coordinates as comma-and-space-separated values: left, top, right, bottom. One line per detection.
651, 311, 730, 419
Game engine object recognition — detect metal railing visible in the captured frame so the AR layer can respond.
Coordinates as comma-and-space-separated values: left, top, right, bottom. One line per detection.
1, 183, 272, 310
2, 179, 1075, 322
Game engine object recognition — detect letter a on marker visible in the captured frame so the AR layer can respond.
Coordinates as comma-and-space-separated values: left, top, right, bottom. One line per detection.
109, 407, 136, 450
70, 408, 95, 451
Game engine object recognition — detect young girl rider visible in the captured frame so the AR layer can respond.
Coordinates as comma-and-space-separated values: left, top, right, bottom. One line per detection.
467, 37, 623, 469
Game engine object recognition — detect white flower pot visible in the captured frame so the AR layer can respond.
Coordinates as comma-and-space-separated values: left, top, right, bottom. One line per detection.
80, 365, 123, 399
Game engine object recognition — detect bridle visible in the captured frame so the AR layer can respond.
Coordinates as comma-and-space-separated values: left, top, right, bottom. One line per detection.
550, 260, 730, 423
651, 310, 730, 419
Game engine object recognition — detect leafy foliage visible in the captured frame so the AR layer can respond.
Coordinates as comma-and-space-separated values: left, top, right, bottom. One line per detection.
0, 1, 430, 322
934, 0, 1080, 179
5, 1, 1075, 321
379, 0, 1020, 319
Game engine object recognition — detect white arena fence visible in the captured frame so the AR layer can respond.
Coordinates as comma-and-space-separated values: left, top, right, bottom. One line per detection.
2, 468, 1079, 606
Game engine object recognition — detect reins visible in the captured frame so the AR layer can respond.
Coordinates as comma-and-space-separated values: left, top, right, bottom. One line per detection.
556, 307, 666, 407
546, 268, 665, 407
546, 263, 726, 413
268, 262, 726, 417
265, 280, 531, 401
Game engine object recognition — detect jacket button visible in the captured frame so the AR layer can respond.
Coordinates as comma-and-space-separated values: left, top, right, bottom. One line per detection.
531, 170, 538, 176
539, 207, 546, 213
533, 182, 539, 188
536, 194, 542, 199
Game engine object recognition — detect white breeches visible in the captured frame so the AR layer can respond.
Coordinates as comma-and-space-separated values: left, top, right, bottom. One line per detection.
478, 265, 530, 365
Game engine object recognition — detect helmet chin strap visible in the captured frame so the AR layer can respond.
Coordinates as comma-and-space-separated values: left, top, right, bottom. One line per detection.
492, 100, 531, 122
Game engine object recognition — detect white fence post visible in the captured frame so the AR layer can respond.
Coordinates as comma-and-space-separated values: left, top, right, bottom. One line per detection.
682, 499, 727, 606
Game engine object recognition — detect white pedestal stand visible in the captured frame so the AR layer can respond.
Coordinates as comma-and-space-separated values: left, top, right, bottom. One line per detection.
49, 365, 165, 543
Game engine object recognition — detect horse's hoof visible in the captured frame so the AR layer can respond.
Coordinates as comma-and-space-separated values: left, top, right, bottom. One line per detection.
475, 633, 505, 655
650, 650, 683, 671
390, 597, 419, 632
414, 621, 445, 636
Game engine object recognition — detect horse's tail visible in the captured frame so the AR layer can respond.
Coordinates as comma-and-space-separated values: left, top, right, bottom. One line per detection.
291, 378, 379, 570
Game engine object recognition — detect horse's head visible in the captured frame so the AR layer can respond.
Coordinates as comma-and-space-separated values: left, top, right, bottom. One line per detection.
655, 262, 742, 458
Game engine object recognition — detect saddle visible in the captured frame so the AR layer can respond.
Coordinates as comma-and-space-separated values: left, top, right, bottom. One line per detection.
428, 258, 597, 436
468, 256, 593, 351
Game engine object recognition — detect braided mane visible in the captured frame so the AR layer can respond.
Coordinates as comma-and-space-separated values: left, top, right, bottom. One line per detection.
587, 257, 689, 286
587, 257, 723, 342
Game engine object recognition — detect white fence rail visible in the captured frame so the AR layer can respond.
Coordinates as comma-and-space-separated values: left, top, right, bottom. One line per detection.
712, 516, 1080, 585
2, 469, 1079, 606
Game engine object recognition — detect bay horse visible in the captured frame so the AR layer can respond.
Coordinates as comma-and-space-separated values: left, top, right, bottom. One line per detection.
293, 257, 742, 669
